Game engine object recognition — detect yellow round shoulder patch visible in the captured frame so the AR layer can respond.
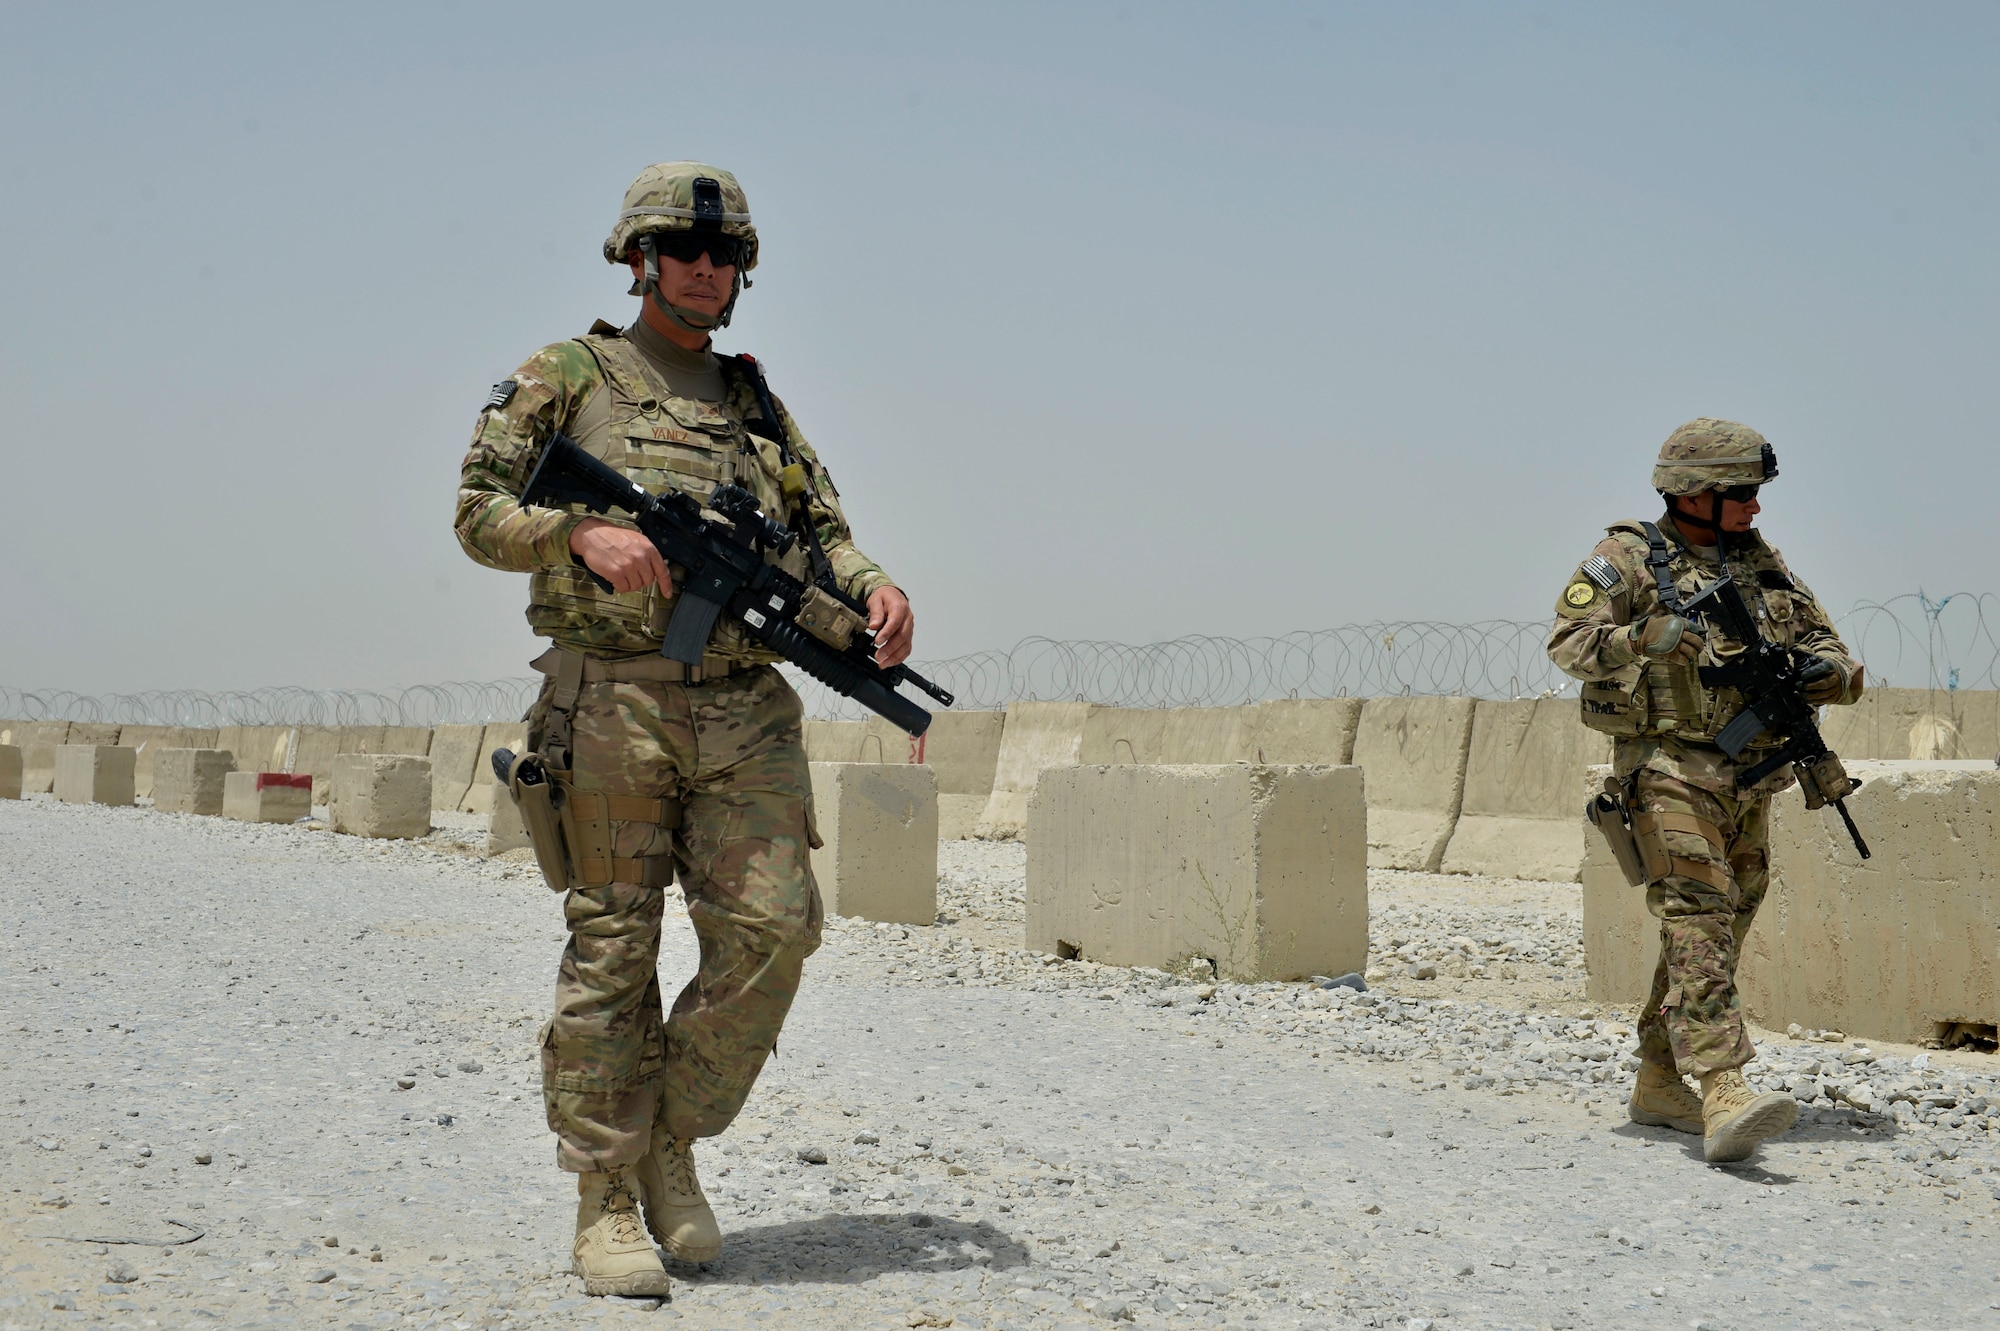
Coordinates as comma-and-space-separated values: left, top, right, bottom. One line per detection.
1564, 581, 1598, 608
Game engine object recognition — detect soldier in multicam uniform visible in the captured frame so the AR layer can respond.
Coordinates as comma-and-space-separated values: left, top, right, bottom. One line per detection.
1548, 419, 1863, 1164
454, 163, 913, 1296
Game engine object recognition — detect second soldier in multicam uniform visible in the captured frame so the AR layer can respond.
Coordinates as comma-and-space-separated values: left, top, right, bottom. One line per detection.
454, 163, 914, 1296
1548, 419, 1863, 1164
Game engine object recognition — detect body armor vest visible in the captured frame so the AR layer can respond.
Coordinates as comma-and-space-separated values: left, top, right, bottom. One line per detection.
525, 332, 810, 662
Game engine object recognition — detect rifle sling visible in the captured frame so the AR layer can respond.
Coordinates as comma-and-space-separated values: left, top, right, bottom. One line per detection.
1638, 521, 1686, 616
734, 354, 838, 589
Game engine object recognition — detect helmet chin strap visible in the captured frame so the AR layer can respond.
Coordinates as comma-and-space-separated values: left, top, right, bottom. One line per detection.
1665, 490, 1732, 546
636, 234, 743, 333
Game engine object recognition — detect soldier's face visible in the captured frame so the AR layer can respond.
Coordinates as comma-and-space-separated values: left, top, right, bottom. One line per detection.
1715, 490, 1760, 532
627, 250, 737, 320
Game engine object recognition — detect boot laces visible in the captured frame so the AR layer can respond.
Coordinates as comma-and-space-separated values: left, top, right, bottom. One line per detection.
661, 1139, 702, 1198
598, 1172, 648, 1246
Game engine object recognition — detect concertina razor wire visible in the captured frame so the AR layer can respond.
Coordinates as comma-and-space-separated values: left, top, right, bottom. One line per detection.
4, 594, 1995, 726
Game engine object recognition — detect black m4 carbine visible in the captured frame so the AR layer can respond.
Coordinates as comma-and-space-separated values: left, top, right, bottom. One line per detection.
520, 431, 952, 736
1681, 573, 1870, 859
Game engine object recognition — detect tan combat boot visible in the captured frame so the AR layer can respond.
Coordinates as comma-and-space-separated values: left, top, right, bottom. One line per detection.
1700, 1068, 1798, 1163
636, 1135, 722, 1263
572, 1168, 672, 1297
1628, 1060, 1704, 1134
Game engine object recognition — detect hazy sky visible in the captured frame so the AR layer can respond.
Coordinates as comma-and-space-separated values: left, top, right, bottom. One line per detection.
2, 2, 1994, 695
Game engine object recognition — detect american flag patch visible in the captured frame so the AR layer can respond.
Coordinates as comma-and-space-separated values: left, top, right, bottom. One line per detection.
485, 380, 518, 410
1580, 555, 1620, 590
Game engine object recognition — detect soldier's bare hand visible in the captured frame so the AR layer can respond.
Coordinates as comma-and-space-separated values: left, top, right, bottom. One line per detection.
569, 518, 673, 596
868, 586, 914, 667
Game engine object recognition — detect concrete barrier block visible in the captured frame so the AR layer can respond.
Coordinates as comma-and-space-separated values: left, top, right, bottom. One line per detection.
18, 722, 71, 794
1027, 764, 1367, 981
976, 701, 1094, 841
1580, 764, 1654, 1005
54, 745, 136, 807
0, 721, 22, 747
917, 710, 1006, 838
224, 771, 311, 823
487, 791, 532, 855
461, 724, 527, 816
152, 749, 237, 816
1440, 699, 1612, 882
1748, 760, 1999, 1043
427, 724, 486, 812
1246, 698, 1363, 766
0, 745, 20, 800
331, 754, 432, 839
114, 726, 219, 799
809, 762, 938, 925
857, 718, 916, 764
1158, 707, 1256, 763
68, 723, 121, 747
1585, 760, 2000, 1046
803, 719, 869, 764
1351, 696, 1477, 872
378, 726, 434, 756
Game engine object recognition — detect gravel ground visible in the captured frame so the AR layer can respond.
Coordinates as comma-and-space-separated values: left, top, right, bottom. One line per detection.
4, 794, 1999, 1331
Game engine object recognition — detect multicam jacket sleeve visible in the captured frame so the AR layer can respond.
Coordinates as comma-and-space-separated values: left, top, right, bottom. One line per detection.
454, 341, 605, 572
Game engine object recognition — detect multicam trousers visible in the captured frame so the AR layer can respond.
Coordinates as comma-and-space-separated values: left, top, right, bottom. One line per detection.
1631, 769, 1771, 1078
530, 665, 822, 1172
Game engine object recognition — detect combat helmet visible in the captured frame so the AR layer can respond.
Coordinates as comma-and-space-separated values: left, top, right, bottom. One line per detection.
1652, 417, 1779, 538
605, 162, 758, 332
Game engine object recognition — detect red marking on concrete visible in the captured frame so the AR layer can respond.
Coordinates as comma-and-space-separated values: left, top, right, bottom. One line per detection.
258, 773, 312, 791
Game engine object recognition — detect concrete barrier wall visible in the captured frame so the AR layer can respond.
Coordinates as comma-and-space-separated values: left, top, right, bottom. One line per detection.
215, 726, 296, 776
802, 719, 868, 765
1440, 699, 1613, 883
918, 711, 1007, 839
1243, 698, 1363, 766
1026, 764, 1368, 981
1, 746, 21, 800
462, 723, 528, 816
1077, 708, 1170, 766
1350, 696, 1477, 872
1819, 688, 2000, 762
428, 724, 486, 813
976, 701, 1094, 841
1585, 760, 2000, 1045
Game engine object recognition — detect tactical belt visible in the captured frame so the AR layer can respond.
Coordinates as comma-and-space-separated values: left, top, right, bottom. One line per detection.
530, 645, 745, 688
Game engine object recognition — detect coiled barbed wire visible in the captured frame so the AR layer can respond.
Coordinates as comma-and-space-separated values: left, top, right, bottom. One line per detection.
4, 595, 1993, 724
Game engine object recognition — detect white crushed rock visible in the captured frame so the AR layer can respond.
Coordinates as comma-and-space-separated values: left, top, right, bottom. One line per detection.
2, 796, 1996, 1330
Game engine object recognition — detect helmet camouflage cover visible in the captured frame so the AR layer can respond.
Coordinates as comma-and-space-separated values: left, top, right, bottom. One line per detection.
603, 162, 758, 272
1651, 417, 1780, 495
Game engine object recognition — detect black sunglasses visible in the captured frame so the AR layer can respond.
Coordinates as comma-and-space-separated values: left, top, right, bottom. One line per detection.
1717, 483, 1761, 502
650, 230, 745, 268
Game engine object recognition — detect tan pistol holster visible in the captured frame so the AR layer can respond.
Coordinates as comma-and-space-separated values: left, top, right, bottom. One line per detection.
505, 647, 686, 894
1585, 776, 1650, 888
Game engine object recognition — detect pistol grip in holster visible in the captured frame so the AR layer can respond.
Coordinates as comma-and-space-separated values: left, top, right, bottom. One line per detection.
496, 748, 575, 894
1585, 779, 1650, 888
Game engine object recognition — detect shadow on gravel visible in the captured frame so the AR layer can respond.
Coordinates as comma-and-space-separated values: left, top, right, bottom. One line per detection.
671, 1212, 1028, 1286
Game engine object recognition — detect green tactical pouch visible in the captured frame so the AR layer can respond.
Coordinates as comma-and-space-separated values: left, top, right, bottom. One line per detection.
1579, 664, 1649, 738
